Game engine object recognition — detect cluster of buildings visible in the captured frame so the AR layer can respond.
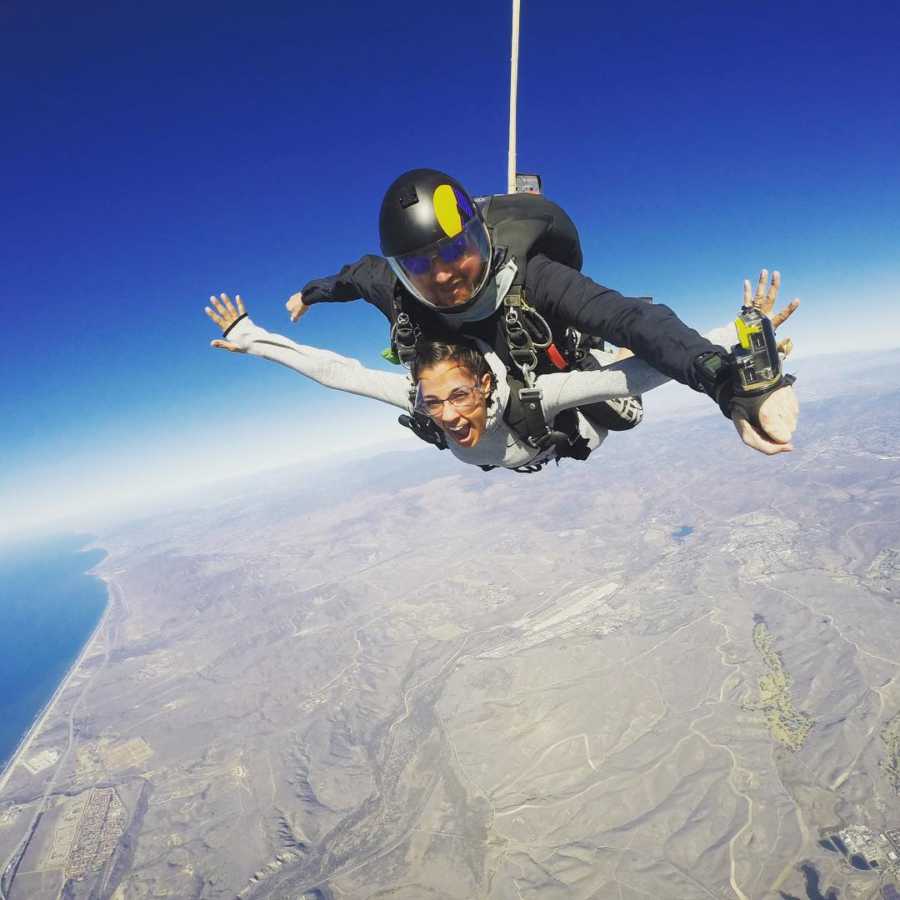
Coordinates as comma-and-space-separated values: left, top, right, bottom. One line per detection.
65, 788, 128, 879
821, 823, 900, 890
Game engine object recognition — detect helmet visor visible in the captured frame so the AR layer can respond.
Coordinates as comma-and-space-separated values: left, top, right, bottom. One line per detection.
388, 218, 492, 311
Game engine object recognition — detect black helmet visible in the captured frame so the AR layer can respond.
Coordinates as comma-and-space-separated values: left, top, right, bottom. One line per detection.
380, 168, 492, 311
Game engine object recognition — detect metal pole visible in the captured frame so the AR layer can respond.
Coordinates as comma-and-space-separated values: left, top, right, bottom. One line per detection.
507, 0, 520, 193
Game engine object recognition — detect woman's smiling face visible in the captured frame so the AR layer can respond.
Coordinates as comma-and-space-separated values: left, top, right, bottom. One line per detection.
415, 360, 492, 448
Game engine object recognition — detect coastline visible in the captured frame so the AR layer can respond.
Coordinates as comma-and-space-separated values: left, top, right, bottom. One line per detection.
0, 564, 113, 799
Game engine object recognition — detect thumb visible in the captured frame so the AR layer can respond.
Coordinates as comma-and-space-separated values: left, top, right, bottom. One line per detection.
286, 292, 308, 322
211, 339, 243, 353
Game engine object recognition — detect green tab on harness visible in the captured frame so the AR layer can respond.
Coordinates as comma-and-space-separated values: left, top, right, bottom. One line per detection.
381, 347, 403, 365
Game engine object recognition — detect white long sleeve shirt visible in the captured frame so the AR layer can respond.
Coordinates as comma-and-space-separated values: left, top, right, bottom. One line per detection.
225, 317, 738, 470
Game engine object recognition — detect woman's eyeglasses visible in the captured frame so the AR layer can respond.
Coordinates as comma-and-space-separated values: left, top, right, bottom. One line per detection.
415, 382, 483, 417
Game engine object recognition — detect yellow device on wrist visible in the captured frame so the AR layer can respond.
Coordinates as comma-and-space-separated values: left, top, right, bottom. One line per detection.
733, 306, 782, 394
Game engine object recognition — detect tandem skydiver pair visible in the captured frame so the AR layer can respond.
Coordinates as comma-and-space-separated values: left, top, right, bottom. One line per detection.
205, 168, 800, 470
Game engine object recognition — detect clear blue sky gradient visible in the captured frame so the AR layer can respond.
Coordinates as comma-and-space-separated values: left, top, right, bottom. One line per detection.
3, 0, 899, 533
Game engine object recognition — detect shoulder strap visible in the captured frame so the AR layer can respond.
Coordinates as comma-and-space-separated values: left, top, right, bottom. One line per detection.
389, 282, 420, 366
503, 373, 579, 457
492, 218, 553, 290
501, 287, 556, 385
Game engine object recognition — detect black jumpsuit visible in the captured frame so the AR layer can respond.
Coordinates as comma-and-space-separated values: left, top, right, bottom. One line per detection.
300, 253, 724, 392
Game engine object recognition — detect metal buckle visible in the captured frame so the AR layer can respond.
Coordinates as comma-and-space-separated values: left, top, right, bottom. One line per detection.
391, 312, 419, 366
518, 387, 543, 409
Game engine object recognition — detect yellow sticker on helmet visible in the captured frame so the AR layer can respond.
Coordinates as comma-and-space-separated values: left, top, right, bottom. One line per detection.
433, 184, 463, 237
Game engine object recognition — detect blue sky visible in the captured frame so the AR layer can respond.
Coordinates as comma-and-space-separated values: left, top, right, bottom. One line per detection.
3, 0, 899, 537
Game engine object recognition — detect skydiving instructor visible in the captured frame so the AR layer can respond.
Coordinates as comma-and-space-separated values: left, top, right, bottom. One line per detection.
283, 169, 799, 455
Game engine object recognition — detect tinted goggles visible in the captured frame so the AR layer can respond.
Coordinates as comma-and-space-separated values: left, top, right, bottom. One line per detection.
399, 233, 472, 276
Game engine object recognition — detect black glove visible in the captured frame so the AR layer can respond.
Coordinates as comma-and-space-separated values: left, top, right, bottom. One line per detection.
693, 350, 797, 429
722, 374, 797, 428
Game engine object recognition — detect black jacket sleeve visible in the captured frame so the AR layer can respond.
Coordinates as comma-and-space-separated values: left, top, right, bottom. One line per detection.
300, 255, 397, 323
526, 255, 725, 389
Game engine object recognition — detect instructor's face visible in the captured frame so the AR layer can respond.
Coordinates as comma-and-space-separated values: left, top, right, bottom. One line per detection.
410, 249, 485, 308
416, 361, 491, 448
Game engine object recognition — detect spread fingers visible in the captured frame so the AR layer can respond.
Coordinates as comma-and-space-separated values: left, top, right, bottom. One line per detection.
771, 298, 800, 329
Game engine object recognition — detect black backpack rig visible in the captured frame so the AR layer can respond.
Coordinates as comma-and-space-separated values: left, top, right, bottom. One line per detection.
393, 192, 638, 473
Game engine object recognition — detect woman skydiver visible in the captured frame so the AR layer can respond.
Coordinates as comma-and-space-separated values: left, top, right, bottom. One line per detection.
203, 277, 799, 470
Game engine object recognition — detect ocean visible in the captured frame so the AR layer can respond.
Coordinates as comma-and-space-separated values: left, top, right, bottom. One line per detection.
0, 534, 108, 772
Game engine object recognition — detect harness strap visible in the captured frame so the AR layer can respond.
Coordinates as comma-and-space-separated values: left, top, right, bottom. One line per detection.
517, 387, 568, 452
390, 240, 595, 467
480, 461, 551, 474
503, 376, 590, 464
501, 285, 554, 387
390, 284, 420, 366
397, 413, 447, 450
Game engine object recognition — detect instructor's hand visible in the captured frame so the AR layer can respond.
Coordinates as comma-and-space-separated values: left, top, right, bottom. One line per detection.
744, 269, 800, 328
732, 385, 799, 455
205, 292, 246, 353
286, 291, 309, 323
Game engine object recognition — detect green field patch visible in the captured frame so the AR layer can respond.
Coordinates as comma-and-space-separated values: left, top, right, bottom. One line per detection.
881, 711, 900, 792
745, 622, 813, 751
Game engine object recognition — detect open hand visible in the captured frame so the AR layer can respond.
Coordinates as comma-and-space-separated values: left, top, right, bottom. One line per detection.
204, 293, 246, 353
732, 270, 801, 453
744, 269, 799, 328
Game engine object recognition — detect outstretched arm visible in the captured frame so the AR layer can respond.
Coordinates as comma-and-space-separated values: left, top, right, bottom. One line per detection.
538, 320, 739, 415
526, 255, 724, 388
205, 294, 412, 412
285, 255, 398, 324
539, 272, 800, 453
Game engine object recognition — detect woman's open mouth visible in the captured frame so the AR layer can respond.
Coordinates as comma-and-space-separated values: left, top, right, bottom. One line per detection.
445, 421, 473, 444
